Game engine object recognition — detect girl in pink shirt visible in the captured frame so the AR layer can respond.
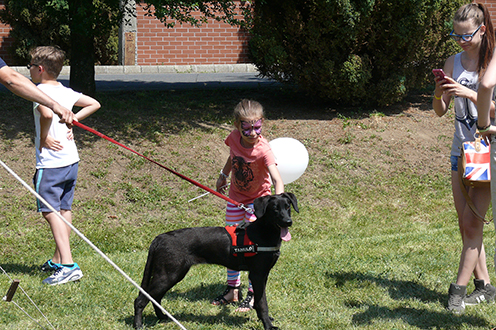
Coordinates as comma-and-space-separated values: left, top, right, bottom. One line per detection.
212, 99, 284, 311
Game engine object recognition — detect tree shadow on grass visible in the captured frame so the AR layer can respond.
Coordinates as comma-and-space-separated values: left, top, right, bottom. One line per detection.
0, 263, 41, 277
328, 271, 444, 304
349, 303, 488, 329
0, 86, 433, 147
326, 271, 490, 329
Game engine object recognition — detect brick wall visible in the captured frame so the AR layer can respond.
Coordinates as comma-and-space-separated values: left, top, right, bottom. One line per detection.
136, 2, 250, 65
485, 0, 496, 25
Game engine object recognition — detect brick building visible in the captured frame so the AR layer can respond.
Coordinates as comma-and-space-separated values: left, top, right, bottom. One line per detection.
133, 2, 250, 66
0, 0, 250, 67
0, 1, 496, 67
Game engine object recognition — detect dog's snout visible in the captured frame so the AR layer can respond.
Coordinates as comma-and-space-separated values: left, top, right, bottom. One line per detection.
279, 218, 292, 228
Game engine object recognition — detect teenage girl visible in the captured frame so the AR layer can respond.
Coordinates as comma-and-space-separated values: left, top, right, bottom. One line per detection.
432, 3, 495, 314
212, 99, 284, 311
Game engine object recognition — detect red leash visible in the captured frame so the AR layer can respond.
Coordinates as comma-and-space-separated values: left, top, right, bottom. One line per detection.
72, 121, 246, 210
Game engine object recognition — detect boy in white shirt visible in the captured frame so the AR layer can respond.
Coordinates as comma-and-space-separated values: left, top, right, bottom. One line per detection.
30, 46, 100, 285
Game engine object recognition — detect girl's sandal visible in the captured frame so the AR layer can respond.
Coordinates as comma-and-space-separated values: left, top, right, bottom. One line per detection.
235, 290, 254, 312
211, 285, 242, 305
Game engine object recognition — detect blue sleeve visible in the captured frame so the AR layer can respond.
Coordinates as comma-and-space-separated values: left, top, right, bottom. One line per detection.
0, 57, 6, 69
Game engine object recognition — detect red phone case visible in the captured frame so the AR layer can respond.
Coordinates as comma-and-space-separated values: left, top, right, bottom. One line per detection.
432, 69, 446, 80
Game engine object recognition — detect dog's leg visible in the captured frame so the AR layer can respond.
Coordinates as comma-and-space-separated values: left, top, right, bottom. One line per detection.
149, 280, 170, 320
134, 277, 168, 328
134, 263, 193, 329
134, 248, 156, 329
134, 293, 148, 329
250, 272, 279, 330
134, 273, 176, 328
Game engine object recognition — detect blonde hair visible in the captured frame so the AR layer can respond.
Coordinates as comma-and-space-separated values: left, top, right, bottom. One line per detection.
233, 99, 264, 124
30, 46, 65, 78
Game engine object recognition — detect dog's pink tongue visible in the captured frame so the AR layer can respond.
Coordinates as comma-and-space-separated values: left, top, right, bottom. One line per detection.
280, 228, 291, 241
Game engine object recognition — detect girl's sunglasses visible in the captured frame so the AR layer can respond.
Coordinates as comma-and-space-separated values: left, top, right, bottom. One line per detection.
240, 119, 262, 137
449, 23, 483, 42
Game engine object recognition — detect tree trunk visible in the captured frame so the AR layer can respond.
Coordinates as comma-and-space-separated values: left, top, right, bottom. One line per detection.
68, 0, 96, 96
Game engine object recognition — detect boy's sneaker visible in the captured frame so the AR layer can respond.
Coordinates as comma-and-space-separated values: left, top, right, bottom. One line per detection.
447, 283, 466, 314
42, 263, 83, 285
465, 279, 496, 305
40, 259, 61, 272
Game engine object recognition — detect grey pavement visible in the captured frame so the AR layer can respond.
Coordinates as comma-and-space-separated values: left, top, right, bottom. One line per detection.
8, 64, 280, 92
81, 72, 277, 92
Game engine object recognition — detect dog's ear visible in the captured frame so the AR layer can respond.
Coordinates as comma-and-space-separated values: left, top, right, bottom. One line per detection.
254, 195, 271, 219
281, 192, 298, 213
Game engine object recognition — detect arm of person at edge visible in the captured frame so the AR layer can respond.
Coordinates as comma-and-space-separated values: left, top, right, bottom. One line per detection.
268, 163, 284, 195
0, 65, 75, 125
477, 51, 496, 140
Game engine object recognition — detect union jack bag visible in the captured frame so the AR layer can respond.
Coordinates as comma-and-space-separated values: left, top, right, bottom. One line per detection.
460, 135, 490, 188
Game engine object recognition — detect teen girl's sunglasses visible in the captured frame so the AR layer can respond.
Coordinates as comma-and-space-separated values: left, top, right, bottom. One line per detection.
449, 23, 483, 42
240, 119, 263, 137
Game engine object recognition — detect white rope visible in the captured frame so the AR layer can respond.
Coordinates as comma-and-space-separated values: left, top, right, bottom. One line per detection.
10, 300, 49, 330
188, 184, 230, 203
188, 184, 254, 214
1, 266, 55, 330
0, 159, 187, 330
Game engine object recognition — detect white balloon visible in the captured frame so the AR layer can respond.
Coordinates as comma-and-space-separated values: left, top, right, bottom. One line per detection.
269, 137, 309, 184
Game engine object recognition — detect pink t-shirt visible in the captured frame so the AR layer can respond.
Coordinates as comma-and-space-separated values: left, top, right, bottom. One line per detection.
226, 130, 276, 205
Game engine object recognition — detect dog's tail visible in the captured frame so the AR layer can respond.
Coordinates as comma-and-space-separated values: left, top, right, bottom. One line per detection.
140, 239, 157, 290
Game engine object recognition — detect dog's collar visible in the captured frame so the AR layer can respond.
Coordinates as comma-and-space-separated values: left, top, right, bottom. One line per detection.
257, 246, 280, 252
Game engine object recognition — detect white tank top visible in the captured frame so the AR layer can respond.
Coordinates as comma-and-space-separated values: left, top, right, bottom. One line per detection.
451, 52, 479, 157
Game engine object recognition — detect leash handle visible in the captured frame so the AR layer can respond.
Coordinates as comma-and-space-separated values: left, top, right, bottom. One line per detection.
72, 121, 243, 208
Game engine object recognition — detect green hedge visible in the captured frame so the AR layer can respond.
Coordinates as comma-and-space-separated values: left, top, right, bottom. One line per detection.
0, 0, 119, 66
249, 0, 466, 106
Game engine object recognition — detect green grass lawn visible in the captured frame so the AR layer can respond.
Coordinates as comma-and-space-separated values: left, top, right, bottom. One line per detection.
1, 87, 495, 329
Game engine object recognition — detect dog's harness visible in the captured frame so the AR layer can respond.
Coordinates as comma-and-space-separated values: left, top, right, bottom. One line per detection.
225, 223, 279, 269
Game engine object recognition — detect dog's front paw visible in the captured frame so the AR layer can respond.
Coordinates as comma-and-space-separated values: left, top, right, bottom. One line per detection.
156, 311, 168, 320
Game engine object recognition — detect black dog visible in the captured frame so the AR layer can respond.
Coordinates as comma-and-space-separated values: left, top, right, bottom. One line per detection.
133, 192, 298, 330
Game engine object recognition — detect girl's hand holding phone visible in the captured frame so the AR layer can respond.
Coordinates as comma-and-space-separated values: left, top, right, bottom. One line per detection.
433, 69, 449, 100
433, 71, 474, 100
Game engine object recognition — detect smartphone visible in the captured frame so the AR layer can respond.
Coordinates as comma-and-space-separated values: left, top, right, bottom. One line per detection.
432, 69, 446, 80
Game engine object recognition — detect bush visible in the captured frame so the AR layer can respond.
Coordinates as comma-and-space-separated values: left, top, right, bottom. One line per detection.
249, 0, 465, 106
0, 0, 119, 66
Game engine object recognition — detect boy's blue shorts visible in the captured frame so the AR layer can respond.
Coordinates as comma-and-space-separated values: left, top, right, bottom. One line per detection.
33, 162, 78, 213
